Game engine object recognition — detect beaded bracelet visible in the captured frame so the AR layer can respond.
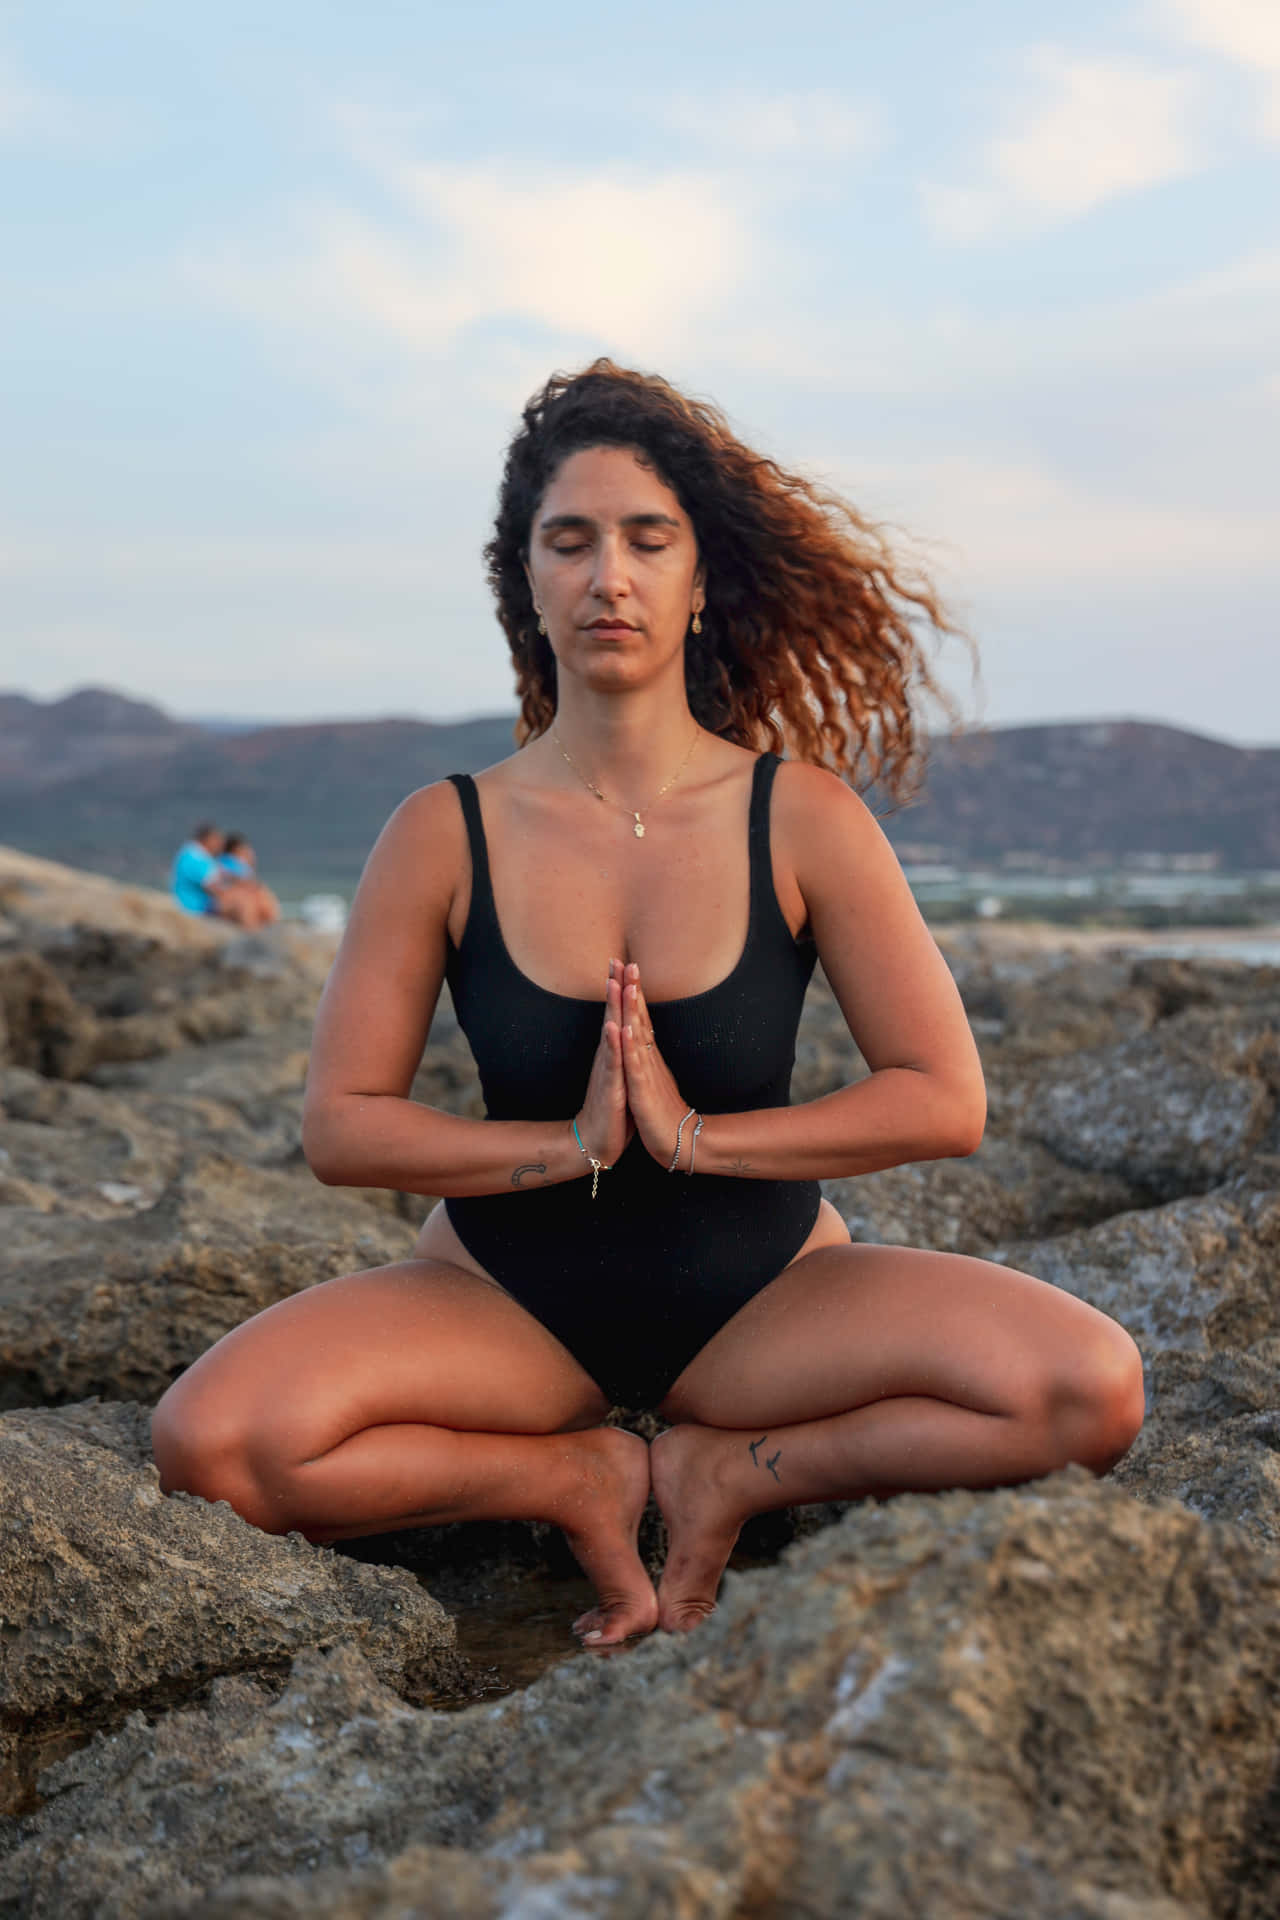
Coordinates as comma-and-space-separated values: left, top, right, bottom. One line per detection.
571, 1117, 609, 1200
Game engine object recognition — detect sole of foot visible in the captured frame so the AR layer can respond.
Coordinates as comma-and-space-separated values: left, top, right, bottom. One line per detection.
650, 1423, 744, 1634
562, 1426, 659, 1648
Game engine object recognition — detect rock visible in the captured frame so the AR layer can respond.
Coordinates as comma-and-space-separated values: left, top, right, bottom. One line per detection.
5, 1476, 1280, 1918
0, 919, 332, 1081
0, 951, 97, 1079
1003, 1006, 1279, 1201
950, 948, 1161, 1062
0, 1400, 464, 1820
995, 1160, 1280, 1366
826, 1134, 1138, 1255
7, 860, 1280, 1916
1114, 1346, 1280, 1548
0, 1146, 416, 1406
0, 845, 237, 948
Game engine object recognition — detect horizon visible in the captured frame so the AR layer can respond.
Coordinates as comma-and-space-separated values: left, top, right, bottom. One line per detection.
4, 681, 1278, 753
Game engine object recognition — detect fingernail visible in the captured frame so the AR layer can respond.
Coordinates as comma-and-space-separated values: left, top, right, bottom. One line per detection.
584, 1629, 602, 1643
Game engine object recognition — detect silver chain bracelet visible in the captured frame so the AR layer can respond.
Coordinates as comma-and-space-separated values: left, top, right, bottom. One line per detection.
668, 1107, 696, 1173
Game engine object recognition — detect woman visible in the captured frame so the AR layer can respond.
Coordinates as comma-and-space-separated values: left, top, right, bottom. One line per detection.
152, 363, 1144, 1646
218, 832, 281, 928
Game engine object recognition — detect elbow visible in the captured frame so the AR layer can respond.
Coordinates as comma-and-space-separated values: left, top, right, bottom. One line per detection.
941, 1088, 986, 1159
300, 1105, 346, 1185
944, 1114, 986, 1159
924, 1077, 986, 1160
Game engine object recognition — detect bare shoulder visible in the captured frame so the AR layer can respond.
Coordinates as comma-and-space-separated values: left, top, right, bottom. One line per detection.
770, 758, 888, 857
363, 777, 466, 889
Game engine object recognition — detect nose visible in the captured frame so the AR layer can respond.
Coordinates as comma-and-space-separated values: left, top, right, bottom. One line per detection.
589, 532, 630, 602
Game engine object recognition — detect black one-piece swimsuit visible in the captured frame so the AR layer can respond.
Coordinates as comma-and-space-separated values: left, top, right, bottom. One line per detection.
444, 752, 822, 1409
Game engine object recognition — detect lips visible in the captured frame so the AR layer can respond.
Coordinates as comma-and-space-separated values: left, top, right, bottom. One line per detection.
585, 619, 637, 633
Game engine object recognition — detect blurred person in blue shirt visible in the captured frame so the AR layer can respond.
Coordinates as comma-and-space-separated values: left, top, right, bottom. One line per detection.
171, 822, 279, 926
171, 822, 229, 916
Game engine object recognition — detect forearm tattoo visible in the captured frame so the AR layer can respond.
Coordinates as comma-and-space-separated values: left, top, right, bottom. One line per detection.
725, 1158, 755, 1177
510, 1163, 548, 1189
749, 1435, 782, 1482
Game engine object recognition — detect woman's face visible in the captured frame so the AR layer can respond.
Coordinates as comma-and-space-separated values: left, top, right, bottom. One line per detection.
524, 445, 704, 696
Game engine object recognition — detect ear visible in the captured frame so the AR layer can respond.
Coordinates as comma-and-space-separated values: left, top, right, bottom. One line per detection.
522, 557, 542, 617
692, 564, 706, 616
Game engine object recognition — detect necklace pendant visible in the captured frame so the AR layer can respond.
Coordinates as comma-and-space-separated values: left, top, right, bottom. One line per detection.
633, 817, 645, 838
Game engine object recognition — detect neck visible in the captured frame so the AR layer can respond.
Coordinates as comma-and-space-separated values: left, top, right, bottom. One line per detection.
551, 684, 699, 797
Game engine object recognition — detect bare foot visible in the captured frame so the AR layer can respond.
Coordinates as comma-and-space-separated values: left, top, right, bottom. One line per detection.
559, 1427, 658, 1648
650, 1424, 745, 1634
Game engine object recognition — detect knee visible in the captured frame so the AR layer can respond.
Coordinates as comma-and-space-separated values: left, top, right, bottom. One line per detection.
150, 1381, 282, 1531
1049, 1321, 1145, 1474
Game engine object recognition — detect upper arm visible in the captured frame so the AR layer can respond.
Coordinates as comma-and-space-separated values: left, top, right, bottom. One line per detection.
304, 780, 466, 1114
776, 762, 982, 1096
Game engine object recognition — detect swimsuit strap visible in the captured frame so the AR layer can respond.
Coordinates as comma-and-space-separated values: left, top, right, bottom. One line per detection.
747, 752, 789, 936
446, 773, 499, 945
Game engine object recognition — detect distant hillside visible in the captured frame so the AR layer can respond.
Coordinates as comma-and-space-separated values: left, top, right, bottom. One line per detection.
0, 692, 517, 894
0, 687, 197, 788
900, 721, 1280, 869
1, 692, 1277, 893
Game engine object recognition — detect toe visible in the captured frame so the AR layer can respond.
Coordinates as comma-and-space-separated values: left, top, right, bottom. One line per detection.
572, 1597, 657, 1647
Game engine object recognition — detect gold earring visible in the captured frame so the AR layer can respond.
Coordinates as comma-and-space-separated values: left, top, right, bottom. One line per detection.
537, 612, 546, 635
691, 609, 702, 635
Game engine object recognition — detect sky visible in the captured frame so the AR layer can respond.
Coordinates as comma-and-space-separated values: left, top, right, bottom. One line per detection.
2, 1, 1278, 741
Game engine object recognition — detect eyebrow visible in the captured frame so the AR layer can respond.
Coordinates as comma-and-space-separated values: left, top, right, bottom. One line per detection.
537, 511, 683, 533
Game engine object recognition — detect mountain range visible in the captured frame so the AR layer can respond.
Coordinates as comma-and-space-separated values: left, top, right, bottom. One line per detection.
2, 688, 1277, 897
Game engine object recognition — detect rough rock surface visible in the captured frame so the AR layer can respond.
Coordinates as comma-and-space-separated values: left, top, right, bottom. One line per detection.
5, 1478, 1280, 1919
4, 862, 1280, 1916
0, 1134, 416, 1406
0, 1400, 465, 1817
826, 1134, 1139, 1255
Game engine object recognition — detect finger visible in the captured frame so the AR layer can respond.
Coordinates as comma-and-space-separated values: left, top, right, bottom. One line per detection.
623, 983, 653, 1054
630, 973, 653, 1037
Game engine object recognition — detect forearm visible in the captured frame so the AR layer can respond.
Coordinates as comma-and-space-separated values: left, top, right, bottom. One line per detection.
694, 1068, 986, 1182
303, 1095, 587, 1198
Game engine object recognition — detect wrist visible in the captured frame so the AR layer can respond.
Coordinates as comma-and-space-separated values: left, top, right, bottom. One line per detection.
569, 1114, 613, 1200
665, 1107, 704, 1174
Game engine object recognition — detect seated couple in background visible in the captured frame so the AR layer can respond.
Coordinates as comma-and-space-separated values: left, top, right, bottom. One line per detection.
171, 821, 280, 928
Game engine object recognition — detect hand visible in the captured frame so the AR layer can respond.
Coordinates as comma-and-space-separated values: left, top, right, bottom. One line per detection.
617, 962, 696, 1169
573, 965, 633, 1172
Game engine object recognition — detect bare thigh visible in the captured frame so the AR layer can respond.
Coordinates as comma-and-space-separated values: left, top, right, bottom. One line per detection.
659, 1241, 1139, 1430
155, 1256, 611, 1468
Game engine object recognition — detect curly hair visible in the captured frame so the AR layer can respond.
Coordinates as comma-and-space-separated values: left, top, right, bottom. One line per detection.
485, 359, 968, 798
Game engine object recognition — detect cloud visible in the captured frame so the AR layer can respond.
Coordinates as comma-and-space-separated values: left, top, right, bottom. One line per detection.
1158, 0, 1280, 139
0, 532, 438, 589
661, 89, 879, 161
187, 158, 749, 367
923, 48, 1201, 240
832, 451, 1280, 591
0, 49, 79, 139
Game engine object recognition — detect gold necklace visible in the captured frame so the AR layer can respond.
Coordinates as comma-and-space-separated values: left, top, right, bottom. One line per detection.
552, 727, 700, 839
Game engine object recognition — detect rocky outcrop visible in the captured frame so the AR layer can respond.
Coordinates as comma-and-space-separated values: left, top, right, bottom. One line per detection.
997, 1158, 1280, 1363
0, 1065, 416, 1406
5, 1477, 1280, 1919
0, 1400, 465, 1820
1004, 1007, 1279, 1201
4, 866, 1280, 1917
826, 1134, 1139, 1255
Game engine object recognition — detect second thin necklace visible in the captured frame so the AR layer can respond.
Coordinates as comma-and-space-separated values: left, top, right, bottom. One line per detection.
553, 727, 700, 839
